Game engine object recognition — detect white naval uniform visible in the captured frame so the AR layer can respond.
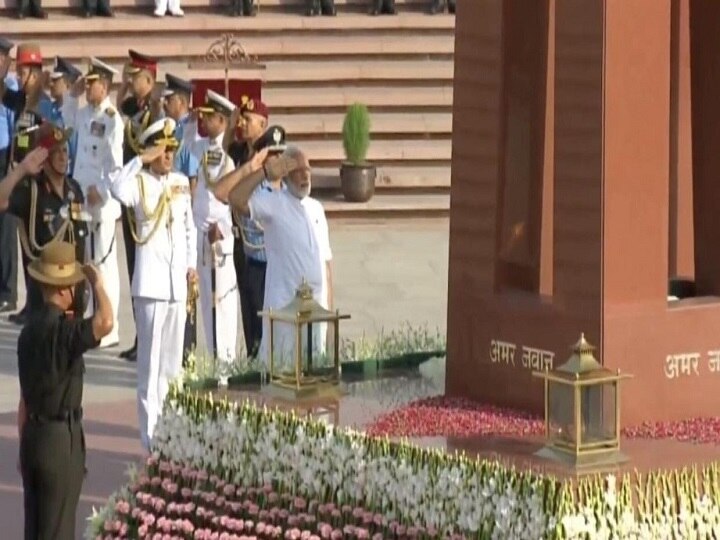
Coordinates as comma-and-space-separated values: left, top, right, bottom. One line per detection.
191, 134, 238, 364
62, 95, 123, 347
108, 156, 197, 451
250, 188, 333, 370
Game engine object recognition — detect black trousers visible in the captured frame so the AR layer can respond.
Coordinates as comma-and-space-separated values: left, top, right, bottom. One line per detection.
81, 0, 110, 12
182, 307, 196, 367
240, 257, 266, 358
120, 207, 137, 345
21, 420, 85, 540
17, 0, 43, 14
0, 147, 18, 305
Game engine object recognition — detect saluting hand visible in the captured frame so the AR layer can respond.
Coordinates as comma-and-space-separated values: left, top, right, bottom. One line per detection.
264, 155, 299, 181
141, 144, 166, 164
70, 76, 86, 98
18, 147, 48, 176
250, 147, 270, 172
82, 264, 104, 289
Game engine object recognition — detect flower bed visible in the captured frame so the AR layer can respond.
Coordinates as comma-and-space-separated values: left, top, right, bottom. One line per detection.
366, 396, 720, 445
89, 387, 720, 539
183, 324, 446, 389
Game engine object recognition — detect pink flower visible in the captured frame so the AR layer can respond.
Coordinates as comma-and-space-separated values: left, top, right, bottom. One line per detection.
288, 516, 300, 528
248, 504, 259, 517
224, 484, 236, 497
151, 477, 162, 488
300, 531, 311, 540
255, 523, 266, 535
330, 510, 341, 519
372, 535, 383, 540
267, 493, 279, 504
342, 525, 354, 536
132, 508, 142, 519
407, 526, 418, 537
356, 529, 369, 540
139, 525, 148, 537
396, 525, 406, 536
319, 524, 332, 539
294, 498, 307, 510
352, 508, 364, 519
115, 501, 131, 515
372, 514, 383, 527
341, 505, 352, 515
330, 531, 342, 540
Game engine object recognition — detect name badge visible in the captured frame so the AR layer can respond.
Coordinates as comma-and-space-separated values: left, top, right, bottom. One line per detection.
205, 150, 223, 167
171, 185, 189, 196
90, 121, 106, 138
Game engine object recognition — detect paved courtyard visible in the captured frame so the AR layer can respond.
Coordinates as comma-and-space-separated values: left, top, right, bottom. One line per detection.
0, 217, 448, 537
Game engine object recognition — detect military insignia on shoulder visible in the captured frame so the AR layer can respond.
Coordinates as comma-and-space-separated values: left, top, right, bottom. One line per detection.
105, 107, 116, 118
171, 185, 189, 195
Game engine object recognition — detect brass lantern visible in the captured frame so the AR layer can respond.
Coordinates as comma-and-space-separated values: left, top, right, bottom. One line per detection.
532, 334, 632, 469
259, 279, 350, 400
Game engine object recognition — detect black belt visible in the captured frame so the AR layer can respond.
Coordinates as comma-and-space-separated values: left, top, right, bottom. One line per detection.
27, 408, 83, 423
246, 257, 267, 267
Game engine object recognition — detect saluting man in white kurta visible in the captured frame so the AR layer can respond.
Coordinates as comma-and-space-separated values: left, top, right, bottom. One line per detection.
62, 57, 123, 348
108, 118, 197, 452
191, 90, 238, 365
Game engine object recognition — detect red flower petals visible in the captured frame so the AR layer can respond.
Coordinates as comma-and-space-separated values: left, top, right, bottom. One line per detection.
366, 396, 720, 445
365, 396, 545, 438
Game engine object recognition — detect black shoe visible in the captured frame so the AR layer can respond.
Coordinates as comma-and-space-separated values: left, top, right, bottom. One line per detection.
429, 0, 444, 14
120, 342, 137, 361
306, 0, 319, 16
448, 0, 455, 13
383, 0, 396, 14
83, 9, 93, 16
242, 0, 255, 15
97, 7, 114, 16
0, 301, 16, 314
32, 8, 48, 18
16, 9, 27, 18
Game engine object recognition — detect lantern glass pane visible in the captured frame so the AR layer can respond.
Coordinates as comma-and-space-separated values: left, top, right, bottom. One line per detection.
299, 321, 334, 377
548, 381, 575, 445
580, 382, 617, 444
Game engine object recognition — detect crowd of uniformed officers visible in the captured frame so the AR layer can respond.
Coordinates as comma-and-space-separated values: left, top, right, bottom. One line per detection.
0, 37, 336, 538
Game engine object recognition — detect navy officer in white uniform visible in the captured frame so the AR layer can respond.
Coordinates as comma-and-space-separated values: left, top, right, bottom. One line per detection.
191, 90, 239, 366
62, 57, 123, 348
107, 118, 197, 452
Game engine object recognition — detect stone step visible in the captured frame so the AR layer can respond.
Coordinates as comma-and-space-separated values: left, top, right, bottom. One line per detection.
276, 111, 451, 135
318, 192, 449, 218
7, 27, 455, 61
287, 138, 449, 162
106, 59, 454, 85
263, 85, 452, 109
2, 0, 443, 10
311, 165, 450, 189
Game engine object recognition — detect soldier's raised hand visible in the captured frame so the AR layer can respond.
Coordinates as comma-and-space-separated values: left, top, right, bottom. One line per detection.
250, 147, 270, 172
70, 76, 86, 98
82, 264, 104, 288
141, 144, 166, 164
264, 154, 298, 181
18, 147, 49, 176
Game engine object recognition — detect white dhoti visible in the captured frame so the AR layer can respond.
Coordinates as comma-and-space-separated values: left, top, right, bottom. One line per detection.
134, 297, 186, 451
197, 232, 238, 364
85, 218, 120, 347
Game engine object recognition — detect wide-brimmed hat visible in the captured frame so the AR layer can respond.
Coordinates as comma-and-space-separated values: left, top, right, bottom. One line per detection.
28, 241, 85, 288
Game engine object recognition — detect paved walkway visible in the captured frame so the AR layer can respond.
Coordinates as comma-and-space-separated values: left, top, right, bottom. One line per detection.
0, 217, 448, 537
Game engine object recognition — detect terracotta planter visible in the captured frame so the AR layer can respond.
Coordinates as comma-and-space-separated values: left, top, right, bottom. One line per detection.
340, 162, 376, 202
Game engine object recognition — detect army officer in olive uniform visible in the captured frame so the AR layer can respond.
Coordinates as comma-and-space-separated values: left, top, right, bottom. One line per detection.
0, 123, 91, 316
17, 241, 113, 539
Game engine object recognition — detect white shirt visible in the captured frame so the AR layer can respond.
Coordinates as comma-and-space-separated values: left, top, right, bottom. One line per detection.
250, 188, 332, 311
108, 157, 197, 302
62, 95, 123, 222
191, 133, 235, 255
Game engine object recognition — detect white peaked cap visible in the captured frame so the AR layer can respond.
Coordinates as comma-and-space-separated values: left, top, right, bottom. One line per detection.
87, 57, 120, 78
139, 118, 177, 145
205, 89, 236, 113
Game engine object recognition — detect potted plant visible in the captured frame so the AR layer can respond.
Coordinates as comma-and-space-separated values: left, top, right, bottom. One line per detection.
340, 103, 376, 202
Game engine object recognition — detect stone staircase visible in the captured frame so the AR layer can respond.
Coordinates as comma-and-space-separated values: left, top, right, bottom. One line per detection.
3, 0, 455, 216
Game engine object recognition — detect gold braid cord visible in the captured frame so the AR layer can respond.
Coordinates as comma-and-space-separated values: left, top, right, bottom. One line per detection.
126, 174, 172, 246
18, 179, 75, 261
201, 152, 230, 187
125, 110, 151, 156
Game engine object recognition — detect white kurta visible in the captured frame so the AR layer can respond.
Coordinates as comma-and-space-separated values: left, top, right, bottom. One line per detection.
63, 95, 123, 347
250, 189, 333, 370
108, 156, 197, 451
191, 134, 239, 364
